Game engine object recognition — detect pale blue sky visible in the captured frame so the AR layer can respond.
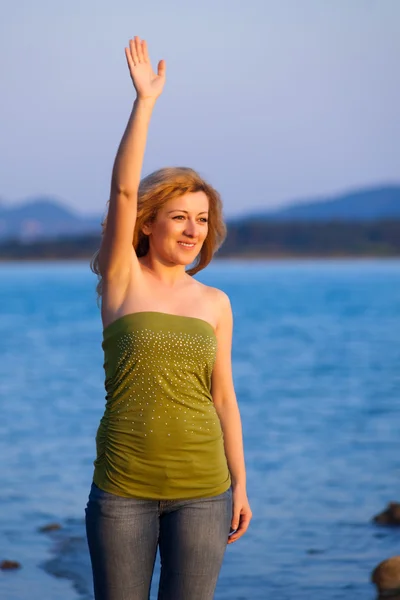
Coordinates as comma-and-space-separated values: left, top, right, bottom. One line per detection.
1, 0, 399, 216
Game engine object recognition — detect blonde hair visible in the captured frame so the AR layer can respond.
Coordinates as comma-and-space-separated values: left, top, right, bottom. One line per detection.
90, 167, 226, 297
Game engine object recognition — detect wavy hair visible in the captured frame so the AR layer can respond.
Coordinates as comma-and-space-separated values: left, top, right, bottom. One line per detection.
90, 167, 226, 298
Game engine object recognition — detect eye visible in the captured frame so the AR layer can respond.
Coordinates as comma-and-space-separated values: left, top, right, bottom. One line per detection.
172, 215, 185, 220
199, 218, 208, 223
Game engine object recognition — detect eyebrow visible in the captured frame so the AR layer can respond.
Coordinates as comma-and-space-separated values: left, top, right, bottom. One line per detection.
167, 210, 209, 215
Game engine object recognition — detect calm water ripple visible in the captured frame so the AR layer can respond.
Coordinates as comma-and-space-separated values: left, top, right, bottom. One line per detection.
0, 259, 399, 599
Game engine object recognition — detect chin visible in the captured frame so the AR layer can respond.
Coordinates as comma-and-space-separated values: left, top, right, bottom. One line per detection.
169, 251, 199, 267
177, 255, 197, 267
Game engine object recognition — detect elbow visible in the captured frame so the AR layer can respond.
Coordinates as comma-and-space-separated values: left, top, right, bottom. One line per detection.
212, 394, 237, 414
111, 180, 138, 200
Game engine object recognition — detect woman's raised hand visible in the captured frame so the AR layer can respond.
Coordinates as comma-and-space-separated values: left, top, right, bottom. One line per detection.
125, 36, 166, 101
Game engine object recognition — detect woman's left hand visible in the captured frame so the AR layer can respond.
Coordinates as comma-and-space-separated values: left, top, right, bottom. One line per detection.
228, 484, 252, 544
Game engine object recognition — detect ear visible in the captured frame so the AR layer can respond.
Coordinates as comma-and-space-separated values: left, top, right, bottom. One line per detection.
142, 221, 152, 235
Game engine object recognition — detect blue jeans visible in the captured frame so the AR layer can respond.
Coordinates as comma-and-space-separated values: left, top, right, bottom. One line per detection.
85, 482, 233, 600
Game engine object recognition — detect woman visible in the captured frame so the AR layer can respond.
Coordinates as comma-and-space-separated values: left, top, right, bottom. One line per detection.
85, 36, 252, 600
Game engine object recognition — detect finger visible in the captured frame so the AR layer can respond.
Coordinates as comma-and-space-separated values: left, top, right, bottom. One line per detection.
227, 522, 250, 543
142, 39, 150, 63
125, 47, 135, 72
130, 38, 139, 65
135, 36, 144, 62
228, 514, 252, 544
157, 59, 166, 78
231, 516, 250, 537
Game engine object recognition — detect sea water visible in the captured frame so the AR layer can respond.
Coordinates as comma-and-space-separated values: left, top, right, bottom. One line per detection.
0, 259, 399, 600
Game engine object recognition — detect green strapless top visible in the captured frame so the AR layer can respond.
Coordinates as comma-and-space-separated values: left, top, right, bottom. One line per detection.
93, 311, 231, 499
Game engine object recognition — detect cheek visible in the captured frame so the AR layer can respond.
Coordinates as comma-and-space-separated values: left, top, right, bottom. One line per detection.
154, 224, 182, 253
200, 226, 209, 240
153, 222, 175, 241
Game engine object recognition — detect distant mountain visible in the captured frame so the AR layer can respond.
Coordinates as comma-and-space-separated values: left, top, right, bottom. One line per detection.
237, 185, 400, 223
0, 197, 102, 241
1, 184, 400, 242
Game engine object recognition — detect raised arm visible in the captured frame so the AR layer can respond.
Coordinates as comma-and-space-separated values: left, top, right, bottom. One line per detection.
98, 36, 166, 281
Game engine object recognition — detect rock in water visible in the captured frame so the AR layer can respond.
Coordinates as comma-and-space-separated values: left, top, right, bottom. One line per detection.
372, 556, 400, 599
373, 503, 400, 526
0, 560, 22, 570
38, 523, 62, 533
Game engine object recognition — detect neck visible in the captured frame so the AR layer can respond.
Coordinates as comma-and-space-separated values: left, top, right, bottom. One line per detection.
139, 254, 188, 287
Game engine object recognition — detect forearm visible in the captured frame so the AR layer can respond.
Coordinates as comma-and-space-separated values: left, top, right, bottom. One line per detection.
215, 400, 247, 489
111, 96, 156, 196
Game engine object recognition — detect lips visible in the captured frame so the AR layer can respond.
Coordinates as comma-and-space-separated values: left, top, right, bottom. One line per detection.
178, 241, 196, 248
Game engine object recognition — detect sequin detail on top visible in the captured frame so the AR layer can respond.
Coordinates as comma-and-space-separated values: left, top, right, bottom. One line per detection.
93, 312, 231, 500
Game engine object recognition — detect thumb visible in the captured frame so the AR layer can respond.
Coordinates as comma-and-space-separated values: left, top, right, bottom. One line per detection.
157, 59, 166, 78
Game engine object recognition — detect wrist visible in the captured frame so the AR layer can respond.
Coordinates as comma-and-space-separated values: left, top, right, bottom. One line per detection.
231, 478, 246, 490
134, 95, 157, 109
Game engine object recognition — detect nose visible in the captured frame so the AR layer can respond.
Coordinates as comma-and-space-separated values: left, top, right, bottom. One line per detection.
183, 219, 198, 238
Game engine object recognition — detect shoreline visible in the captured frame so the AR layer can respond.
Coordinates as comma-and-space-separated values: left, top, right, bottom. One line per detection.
1, 254, 400, 263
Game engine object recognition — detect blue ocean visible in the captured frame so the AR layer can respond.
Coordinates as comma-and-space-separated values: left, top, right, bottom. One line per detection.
1, 259, 399, 600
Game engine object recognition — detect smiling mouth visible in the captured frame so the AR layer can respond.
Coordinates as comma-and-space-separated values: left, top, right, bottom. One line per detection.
178, 242, 196, 248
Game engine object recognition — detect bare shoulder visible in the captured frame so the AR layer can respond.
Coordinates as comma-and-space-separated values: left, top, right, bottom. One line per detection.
208, 286, 231, 311
196, 281, 232, 327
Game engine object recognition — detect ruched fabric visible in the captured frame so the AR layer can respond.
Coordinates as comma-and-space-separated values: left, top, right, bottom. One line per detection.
93, 311, 231, 499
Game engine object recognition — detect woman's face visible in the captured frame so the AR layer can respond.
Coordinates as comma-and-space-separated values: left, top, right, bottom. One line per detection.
143, 191, 209, 267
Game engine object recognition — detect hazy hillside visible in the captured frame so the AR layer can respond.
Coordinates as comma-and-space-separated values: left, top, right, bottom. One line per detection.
0, 197, 101, 241
240, 185, 400, 222
1, 184, 400, 241
1, 221, 400, 260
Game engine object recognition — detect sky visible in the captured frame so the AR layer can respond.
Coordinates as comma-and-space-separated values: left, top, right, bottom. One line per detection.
1, 0, 399, 217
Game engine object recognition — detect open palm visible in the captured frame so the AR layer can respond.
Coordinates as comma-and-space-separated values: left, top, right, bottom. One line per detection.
125, 36, 166, 100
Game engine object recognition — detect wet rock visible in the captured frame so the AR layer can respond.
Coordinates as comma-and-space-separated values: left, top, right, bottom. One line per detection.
1, 560, 22, 570
373, 503, 400, 526
39, 523, 62, 533
372, 556, 400, 599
